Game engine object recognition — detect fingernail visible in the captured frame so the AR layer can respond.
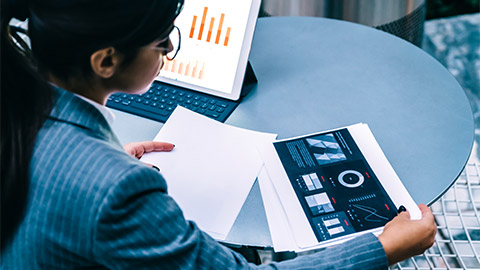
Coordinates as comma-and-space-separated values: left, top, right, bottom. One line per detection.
398, 205, 406, 213
152, 166, 160, 172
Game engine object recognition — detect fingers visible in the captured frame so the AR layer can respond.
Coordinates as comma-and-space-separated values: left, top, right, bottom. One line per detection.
418, 204, 435, 223
410, 204, 436, 250
123, 141, 175, 159
145, 163, 160, 172
136, 141, 175, 153
397, 210, 410, 220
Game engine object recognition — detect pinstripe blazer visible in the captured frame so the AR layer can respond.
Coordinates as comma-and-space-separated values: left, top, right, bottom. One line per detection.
1, 87, 389, 269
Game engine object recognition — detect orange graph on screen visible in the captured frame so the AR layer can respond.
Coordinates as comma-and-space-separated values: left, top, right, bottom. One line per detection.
188, 7, 231, 46
162, 60, 205, 80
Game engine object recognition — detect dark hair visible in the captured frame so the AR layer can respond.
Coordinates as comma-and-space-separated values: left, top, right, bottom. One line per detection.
29, 0, 184, 80
1, 0, 183, 250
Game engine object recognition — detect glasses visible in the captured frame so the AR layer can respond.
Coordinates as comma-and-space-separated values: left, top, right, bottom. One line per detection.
165, 1, 184, 61
158, 25, 181, 61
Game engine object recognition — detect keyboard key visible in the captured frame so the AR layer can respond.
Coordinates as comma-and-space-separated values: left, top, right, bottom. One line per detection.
208, 105, 216, 111
153, 96, 159, 101
218, 103, 228, 108
193, 101, 200, 106
178, 92, 185, 96
205, 111, 219, 118
167, 106, 174, 111
114, 98, 121, 103
145, 94, 152, 99
178, 97, 185, 102
136, 98, 143, 103
201, 97, 208, 102
171, 89, 178, 94
198, 108, 206, 114
143, 100, 151, 105
131, 102, 169, 116
209, 100, 216, 104
121, 94, 128, 99
167, 101, 174, 105
121, 100, 131, 105
129, 96, 135, 101
194, 96, 201, 100
170, 95, 177, 100
152, 102, 158, 107
217, 107, 225, 113
201, 104, 208, 109
185, 99, 192, 104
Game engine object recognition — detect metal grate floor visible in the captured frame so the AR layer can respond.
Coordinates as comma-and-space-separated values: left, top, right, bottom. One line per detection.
392, 163, 480, 270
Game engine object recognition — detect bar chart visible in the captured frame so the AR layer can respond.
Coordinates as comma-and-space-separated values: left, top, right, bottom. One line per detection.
189, 7, 232, 47
162, 60, 206, 80
157, 0, 253, 94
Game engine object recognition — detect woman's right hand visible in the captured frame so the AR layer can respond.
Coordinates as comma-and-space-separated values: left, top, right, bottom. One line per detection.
378, 204, 437, 265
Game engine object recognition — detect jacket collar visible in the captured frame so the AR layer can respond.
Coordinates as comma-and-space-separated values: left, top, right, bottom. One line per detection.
48, 86, 122, 147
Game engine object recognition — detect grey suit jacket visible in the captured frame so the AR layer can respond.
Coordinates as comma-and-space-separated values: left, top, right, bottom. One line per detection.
1, 87, 388, 269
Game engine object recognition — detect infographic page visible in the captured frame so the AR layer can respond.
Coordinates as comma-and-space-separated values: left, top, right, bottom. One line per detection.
273, 129, 398, 242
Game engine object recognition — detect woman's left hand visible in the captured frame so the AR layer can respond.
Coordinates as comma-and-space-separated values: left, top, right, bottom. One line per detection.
123, 141, 175, 159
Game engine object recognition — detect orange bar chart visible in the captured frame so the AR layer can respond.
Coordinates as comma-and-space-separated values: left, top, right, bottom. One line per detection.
215, 13, 225, 44
197, 7, 208, 40
224, 27, 231, 46
206, 18, 215, 42
188, 7, 231, 47
162, 59, 205, 80
189, 16, 197, 38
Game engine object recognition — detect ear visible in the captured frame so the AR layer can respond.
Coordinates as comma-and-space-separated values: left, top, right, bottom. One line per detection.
90, 47, 121, 79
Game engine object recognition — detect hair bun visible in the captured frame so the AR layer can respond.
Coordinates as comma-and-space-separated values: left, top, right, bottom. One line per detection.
8, 0, 29, 21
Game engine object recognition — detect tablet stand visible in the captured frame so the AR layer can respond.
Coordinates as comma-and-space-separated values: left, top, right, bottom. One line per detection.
240, 61, 258, 98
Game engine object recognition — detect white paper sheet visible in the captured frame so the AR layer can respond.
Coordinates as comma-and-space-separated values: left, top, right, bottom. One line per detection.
257, 165, 296, 252
141, 106, 276, 240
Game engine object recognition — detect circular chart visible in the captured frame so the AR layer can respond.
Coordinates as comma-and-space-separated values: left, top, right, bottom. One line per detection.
338, 170, 365, 188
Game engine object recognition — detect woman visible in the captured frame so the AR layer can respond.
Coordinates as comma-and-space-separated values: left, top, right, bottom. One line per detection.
1, 0, 436, 268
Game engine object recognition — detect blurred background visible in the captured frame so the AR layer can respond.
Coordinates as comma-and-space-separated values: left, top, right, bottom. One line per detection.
426, 0, 479, 19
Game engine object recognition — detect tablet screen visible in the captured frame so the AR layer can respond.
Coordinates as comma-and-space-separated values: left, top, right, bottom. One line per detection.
155, 0, 259, 100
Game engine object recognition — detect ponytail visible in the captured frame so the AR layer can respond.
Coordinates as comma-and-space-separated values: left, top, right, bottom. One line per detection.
1, 0, 53, 250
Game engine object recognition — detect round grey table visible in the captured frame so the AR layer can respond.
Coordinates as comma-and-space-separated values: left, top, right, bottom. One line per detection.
111, 17, 474, 248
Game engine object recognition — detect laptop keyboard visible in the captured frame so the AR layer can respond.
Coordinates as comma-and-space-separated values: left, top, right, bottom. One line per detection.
106, 82, 239, 123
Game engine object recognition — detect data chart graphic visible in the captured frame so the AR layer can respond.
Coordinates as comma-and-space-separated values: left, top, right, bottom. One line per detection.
188, 7, 232, 46
160, 0, 253, 94
305, 193, 335, 215
352, 204, 389, 222
163, 60, 206, 80
306, 134, 347, 165
301, 173, 323, 191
